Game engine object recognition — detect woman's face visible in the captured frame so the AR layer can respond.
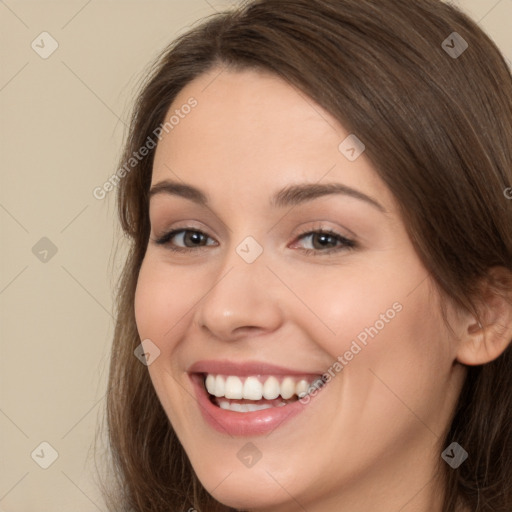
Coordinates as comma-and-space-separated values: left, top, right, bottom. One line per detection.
134, 67, 466, 511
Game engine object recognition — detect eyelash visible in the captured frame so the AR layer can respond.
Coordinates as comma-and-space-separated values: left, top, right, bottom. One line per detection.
153, 227, 357, 256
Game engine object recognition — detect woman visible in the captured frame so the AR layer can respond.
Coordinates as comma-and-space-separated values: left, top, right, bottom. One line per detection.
101, 0, 512, 510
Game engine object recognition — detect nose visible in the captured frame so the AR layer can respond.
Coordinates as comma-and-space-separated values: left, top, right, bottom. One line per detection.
193, 245, 284, 341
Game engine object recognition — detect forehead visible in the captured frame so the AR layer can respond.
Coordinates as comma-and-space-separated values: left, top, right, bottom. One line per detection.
150, 67, 394, 212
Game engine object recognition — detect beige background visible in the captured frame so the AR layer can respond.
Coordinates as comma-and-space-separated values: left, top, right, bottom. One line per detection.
0, 1, 510, 510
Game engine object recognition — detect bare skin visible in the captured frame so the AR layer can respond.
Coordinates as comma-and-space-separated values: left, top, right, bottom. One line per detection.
134, 66, 512, 512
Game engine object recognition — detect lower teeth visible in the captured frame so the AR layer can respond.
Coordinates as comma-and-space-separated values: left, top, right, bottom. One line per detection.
219, 401, 278, 412
213, 397, 293, 412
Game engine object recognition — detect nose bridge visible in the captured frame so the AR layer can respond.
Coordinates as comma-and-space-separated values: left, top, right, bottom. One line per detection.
193, 234, 283, 339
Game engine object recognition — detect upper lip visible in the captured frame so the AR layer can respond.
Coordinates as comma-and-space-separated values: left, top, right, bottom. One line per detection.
187, 359, 322, 377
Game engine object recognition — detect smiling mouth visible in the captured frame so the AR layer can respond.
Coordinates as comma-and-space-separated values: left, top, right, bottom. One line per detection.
202, 373, 324, 413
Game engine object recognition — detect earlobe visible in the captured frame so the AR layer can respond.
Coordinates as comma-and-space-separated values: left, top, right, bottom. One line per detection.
456, 266, 512, 366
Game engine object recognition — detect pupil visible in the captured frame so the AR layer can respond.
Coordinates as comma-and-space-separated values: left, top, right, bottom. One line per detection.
188, 232, 204, 245
315, 234, 333, 248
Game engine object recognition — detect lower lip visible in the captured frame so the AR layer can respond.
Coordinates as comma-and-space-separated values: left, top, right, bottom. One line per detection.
189, 373, 319, 436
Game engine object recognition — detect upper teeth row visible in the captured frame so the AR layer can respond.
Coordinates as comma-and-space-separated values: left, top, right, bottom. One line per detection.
205, 374, 318, 400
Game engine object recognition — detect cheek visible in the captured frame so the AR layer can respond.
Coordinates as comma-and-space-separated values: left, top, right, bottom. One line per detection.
134, 256, 188, 349
287, 257, 448, 400
279, 259, 411, 359
133, 257, 192, 424
134, 261, 160, 341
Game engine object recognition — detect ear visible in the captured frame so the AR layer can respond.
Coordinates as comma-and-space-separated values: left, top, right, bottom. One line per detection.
456, 266, 512, 366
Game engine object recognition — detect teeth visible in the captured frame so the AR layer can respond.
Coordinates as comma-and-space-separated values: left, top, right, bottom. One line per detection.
263, 376, 280, 399
218, 400, 274, 412
203, 374, 321, 401
214, 375, 225, 398
296, 379, 310, 398
280, 377, 296, 399
225, 376, 243, 399
243, 376, 263, 400
205, 374, 216, 395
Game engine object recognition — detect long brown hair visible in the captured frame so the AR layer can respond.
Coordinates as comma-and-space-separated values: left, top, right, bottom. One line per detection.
99, 1, 512, 510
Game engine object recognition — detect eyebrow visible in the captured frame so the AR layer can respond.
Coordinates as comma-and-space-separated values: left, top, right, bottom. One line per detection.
149, 180, 386, 212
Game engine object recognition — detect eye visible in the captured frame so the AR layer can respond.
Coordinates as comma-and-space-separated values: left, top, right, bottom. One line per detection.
292, 229, 356, 256
152, 226, 357, 255
153, 228, 216, 252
